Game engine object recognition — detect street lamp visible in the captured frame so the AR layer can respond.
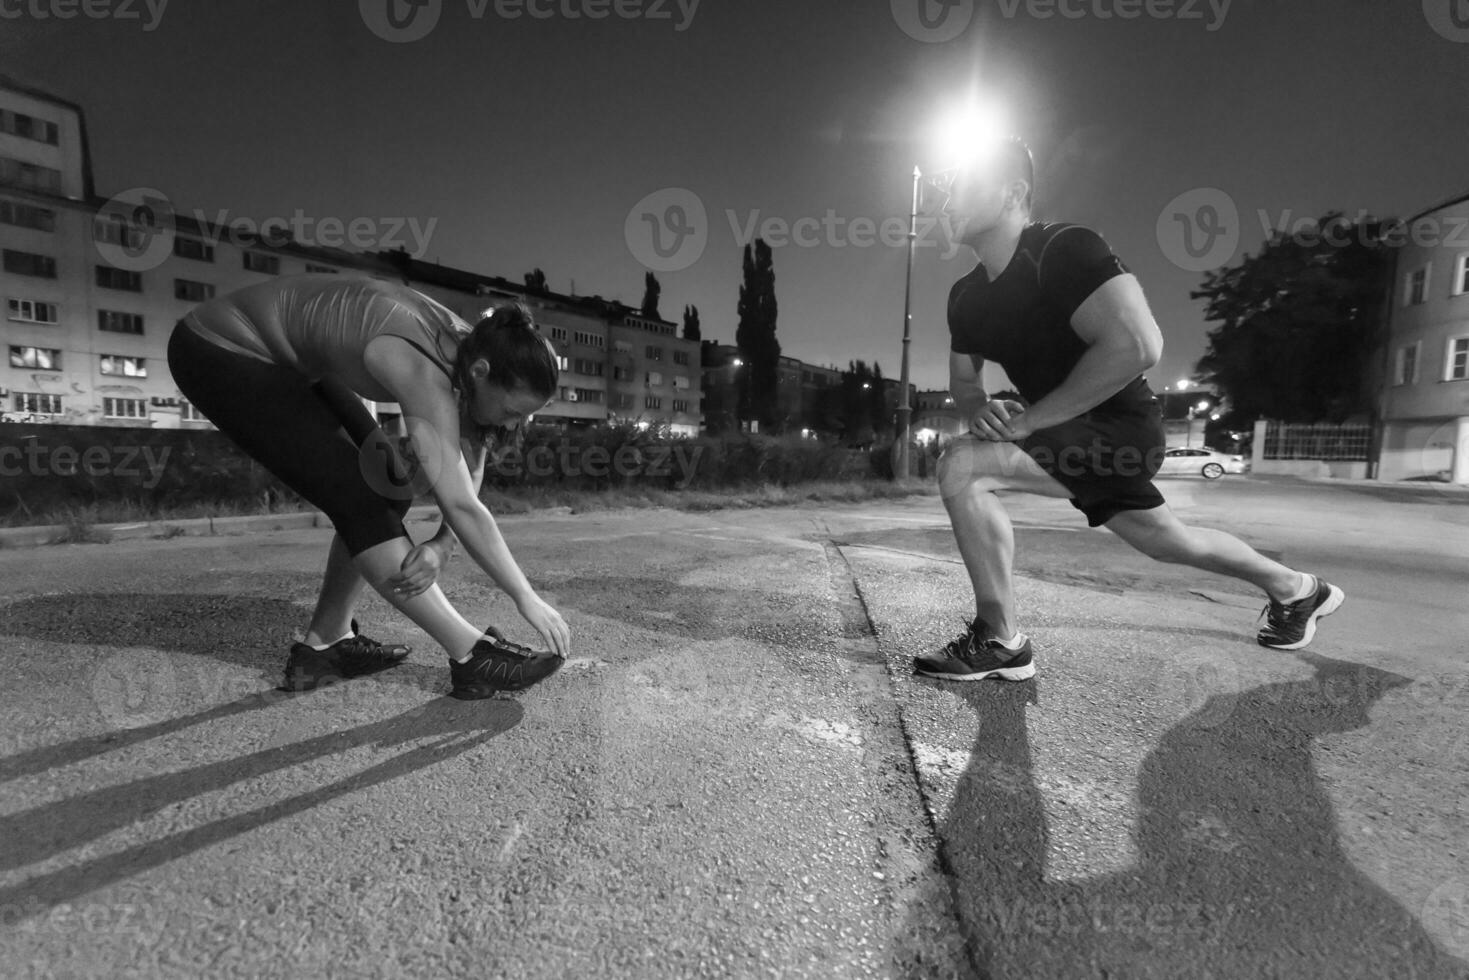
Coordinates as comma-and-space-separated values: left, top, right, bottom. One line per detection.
898, 99, 1009, 480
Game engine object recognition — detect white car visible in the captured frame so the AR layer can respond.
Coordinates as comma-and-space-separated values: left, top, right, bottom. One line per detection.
1157, 447, 1248, 480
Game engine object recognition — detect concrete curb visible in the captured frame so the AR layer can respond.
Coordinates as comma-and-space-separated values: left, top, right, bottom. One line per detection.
0, 505, 446, 550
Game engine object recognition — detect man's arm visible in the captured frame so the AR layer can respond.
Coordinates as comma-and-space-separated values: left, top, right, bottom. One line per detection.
1016, 274, 1163, 432
950, 351, 989, 419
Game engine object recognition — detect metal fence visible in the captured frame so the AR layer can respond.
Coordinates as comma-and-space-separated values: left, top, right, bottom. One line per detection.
1261, 422, 1372, 461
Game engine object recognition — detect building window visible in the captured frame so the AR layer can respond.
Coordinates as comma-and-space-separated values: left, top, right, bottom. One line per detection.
0, 110, 60, 145
0, 157, 62, 193
1406, 266, 1429, 306
673, 350, 690, 366
8, 299, 59, 324
243, 251, 280, 274
550, 326, 568, 342
574, 330, 605, 349
573, 357, 605, 377
558, 386, 577, 402
646, 371, 663, 386
100, 354, 147, 378
1394, 343, 1419, 386
645, 345, 664, 361
612, 366, 631, 381
645, 396, 663, 410
103, 397, 149, 420
1456, 255, 1469, 298
672, 399, 690, 413
93, 215, 149, 249
96, 266, 143, 292
613, 393, 635, 410
673, 375, 690, 390
98, 310, 144, 334
173, 237, 215, 262
556, 354, 571, 371
14, 392, 62, 415
180, 400, 208, 422
10, 346, 61, 370
3, 249, 57, 278
613, 340, 632, 354
0, 198, 55, 232
574, 388, 604, 404
174, 279, 215, 302
305, 263, 338, 274
1448, 337, 1469, 382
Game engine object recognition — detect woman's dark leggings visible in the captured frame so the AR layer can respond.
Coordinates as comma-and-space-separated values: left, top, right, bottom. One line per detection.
167, 320, 413, 556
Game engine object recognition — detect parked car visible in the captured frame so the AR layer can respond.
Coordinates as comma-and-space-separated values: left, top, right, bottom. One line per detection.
1157, 447, 1248, 480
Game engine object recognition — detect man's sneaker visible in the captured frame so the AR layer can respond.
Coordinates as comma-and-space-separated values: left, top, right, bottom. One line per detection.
913, 619, 1037, 682
449, 630, 563, 699
280, 619, 412, 692
1257, 575, 1345, 650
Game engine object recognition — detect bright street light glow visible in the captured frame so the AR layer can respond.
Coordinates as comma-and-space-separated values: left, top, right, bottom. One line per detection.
1196, 400, 1210, 411
731, 358, 743, 366
934, 98, 1010, 172
1177, 379, 1190, 390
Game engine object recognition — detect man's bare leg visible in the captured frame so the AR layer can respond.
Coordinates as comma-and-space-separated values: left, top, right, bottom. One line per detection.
1103, 505, 1301, 600
937, 434, 1072, 641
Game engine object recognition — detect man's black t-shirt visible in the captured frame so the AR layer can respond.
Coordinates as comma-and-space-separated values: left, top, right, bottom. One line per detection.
947, 222, 1155, 414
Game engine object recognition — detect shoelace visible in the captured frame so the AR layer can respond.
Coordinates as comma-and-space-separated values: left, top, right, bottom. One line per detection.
1256, 596, 1302, 640
939, 622, 982, 658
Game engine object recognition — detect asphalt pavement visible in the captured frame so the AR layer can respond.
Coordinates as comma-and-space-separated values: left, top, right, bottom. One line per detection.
1, 476, 1466, 979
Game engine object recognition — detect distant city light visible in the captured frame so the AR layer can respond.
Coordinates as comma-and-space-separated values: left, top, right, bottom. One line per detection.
1196, 400, 1210, 412
1177, 379, 1190, 390
731, 358, 743, 367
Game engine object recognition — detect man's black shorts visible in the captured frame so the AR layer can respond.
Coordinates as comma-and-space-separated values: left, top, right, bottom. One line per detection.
1020, 402, 1168, 527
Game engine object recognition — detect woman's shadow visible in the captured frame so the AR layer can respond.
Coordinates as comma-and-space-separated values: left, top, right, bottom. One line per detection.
0, 593, 523, 920
923, 655, 1469, 980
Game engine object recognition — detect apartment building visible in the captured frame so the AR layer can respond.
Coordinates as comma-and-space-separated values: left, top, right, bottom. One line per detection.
1376, 193, 1469, 483
0, 74, 701, 434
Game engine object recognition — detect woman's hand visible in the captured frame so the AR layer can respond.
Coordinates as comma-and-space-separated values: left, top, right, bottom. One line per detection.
389, 541, 447, 598
970, 399, 1032, 443
517, 593, 571, 659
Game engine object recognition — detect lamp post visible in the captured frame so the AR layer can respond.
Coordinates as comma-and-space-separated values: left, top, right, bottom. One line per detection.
896, 165, 920, 481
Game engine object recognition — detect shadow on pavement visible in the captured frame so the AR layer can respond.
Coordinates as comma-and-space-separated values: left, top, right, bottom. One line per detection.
922, 655, 1469, 980
0, 698, 522, 918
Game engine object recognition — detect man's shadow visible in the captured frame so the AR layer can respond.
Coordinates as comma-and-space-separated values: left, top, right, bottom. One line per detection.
925, 656, 1469, 980
0, 593, 522, 919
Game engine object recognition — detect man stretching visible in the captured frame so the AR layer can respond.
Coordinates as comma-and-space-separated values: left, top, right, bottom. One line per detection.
914, 138, 1343, 682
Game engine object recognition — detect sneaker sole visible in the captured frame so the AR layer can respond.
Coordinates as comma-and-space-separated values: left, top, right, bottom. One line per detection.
1260, 584, 1345, 650
914, 661, 1036, 682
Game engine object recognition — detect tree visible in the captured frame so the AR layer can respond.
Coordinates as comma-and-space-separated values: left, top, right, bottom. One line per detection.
1191, 212, 1393, 424
523, 268, 548, 293
641, 272, 662, 319
837, 360, 878, 446
682, 304, 702, 342
735, 239, 780, 430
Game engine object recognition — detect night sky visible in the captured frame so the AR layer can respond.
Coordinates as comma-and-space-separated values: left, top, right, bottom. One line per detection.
4, 0, 1466, 392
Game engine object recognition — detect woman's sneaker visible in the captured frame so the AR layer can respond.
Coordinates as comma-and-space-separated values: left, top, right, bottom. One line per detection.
450, 630, 563, 699
280, 619, 412, 692
913, 618, 1036, 682
1257, 575, 1345, 650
